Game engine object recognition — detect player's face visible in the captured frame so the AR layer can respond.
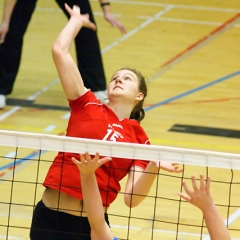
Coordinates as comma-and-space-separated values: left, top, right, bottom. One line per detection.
108, 69, 143, 102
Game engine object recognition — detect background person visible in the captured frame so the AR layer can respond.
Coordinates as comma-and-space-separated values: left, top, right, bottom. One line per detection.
0, 0, 126, 108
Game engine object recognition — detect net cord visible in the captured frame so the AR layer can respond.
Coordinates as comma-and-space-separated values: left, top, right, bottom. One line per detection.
0, 130, 240, 169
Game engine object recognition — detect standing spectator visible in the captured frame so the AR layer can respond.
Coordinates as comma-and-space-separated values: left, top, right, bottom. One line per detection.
0, 0, 126, 108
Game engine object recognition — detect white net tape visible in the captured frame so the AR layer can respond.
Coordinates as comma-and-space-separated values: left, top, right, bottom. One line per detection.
0, 130, 240, 169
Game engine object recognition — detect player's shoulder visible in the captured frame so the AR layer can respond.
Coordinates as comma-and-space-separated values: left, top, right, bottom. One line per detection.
69, 89, 102, 109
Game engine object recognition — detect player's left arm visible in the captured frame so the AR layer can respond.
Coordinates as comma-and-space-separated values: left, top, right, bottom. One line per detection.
124, 160, 182, 208
124, 162, 158, 208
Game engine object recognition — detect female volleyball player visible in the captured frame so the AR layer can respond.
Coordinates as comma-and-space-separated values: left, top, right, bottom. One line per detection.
30, 3, 182, 239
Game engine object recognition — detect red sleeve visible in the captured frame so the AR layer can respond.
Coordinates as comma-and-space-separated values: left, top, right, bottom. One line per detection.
68, 90, 101, 110
130, 122, 151, 170
133, 140, 150, 170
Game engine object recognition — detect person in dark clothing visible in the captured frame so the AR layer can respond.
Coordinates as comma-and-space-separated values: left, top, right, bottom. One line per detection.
0, 0, 126, 108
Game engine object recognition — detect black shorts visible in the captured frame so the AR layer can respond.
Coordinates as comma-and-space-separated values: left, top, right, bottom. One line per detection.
30, 200, 110, 240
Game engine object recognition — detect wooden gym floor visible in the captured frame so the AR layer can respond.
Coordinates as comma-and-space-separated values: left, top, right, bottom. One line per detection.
0, 0, 240, 239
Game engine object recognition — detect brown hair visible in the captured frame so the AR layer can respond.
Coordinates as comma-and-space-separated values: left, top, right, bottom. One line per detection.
120, 68, 148, 123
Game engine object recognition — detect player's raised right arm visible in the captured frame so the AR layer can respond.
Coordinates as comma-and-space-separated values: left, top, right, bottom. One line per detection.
52, 4, 96, 100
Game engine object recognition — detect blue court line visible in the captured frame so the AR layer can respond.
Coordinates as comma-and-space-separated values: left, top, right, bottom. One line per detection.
145, 70, 240, 111
0, 150, 47, 171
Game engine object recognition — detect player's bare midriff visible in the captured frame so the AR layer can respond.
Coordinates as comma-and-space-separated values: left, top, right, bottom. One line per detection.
42, 187, 108, 217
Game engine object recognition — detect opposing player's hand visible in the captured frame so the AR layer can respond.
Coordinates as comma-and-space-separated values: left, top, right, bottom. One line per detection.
64, 3, 96, 31
103, 12, 127, 34
178, 175, 214, 212
72, 152, 112, 175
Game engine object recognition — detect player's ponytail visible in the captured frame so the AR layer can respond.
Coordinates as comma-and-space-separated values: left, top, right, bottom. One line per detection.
130, 103, 145, 122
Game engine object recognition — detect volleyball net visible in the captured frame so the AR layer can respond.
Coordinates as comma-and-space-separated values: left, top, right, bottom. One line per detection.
0, 130, 240, 240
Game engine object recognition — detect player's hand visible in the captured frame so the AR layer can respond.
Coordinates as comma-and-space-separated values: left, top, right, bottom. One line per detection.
158, 162, 183, 173
103, 12, 127, 34
178, 175, 214, 212
72, 152, 112, 175
64, 3, 96, 31
0, 22, 9, 43
150, 161, 183, 173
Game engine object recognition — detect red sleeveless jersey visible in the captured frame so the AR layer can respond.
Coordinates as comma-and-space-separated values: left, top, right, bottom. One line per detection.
43, 90, 150, 207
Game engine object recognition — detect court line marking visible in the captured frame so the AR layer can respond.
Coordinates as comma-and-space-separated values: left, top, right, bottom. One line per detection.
150, 228, 207, 237
34, 6, 240, 92
0, 213, 31, 219
113, 209, 240, 239
62, 112, 70, 119
30, 5, 240, 111
0, 80, 60, 122
104, 0, 240, 13
148, 13, 240, 81
0, 211, 239, 239
112, 223, 207, 238
5, 152, 16, 158
101, 5, 174, 54
35, 6, 120, 18
0, 151, 45, 172
150, 97, 240, 106
203, 208, 240, 240
1, 206, 239, 239
0, 131, 64, 179
145, 70, 240, 111
111, 224, 207, 238
0, 236, 25, 240
35, 1, 240, 13
138, 16, 240, 28
225, 208, 240, 226
0, 107, 20, 122
27, 79, 60, 101
44, 125, 57, 132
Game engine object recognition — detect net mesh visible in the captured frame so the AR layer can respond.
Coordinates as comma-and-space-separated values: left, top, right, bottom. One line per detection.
0, 130, 240, 240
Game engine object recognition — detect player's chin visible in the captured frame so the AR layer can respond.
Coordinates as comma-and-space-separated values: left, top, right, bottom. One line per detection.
108, 91, 123, 98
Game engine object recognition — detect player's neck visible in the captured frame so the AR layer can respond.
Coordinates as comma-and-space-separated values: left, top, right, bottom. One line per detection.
107, 101, 133, 120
